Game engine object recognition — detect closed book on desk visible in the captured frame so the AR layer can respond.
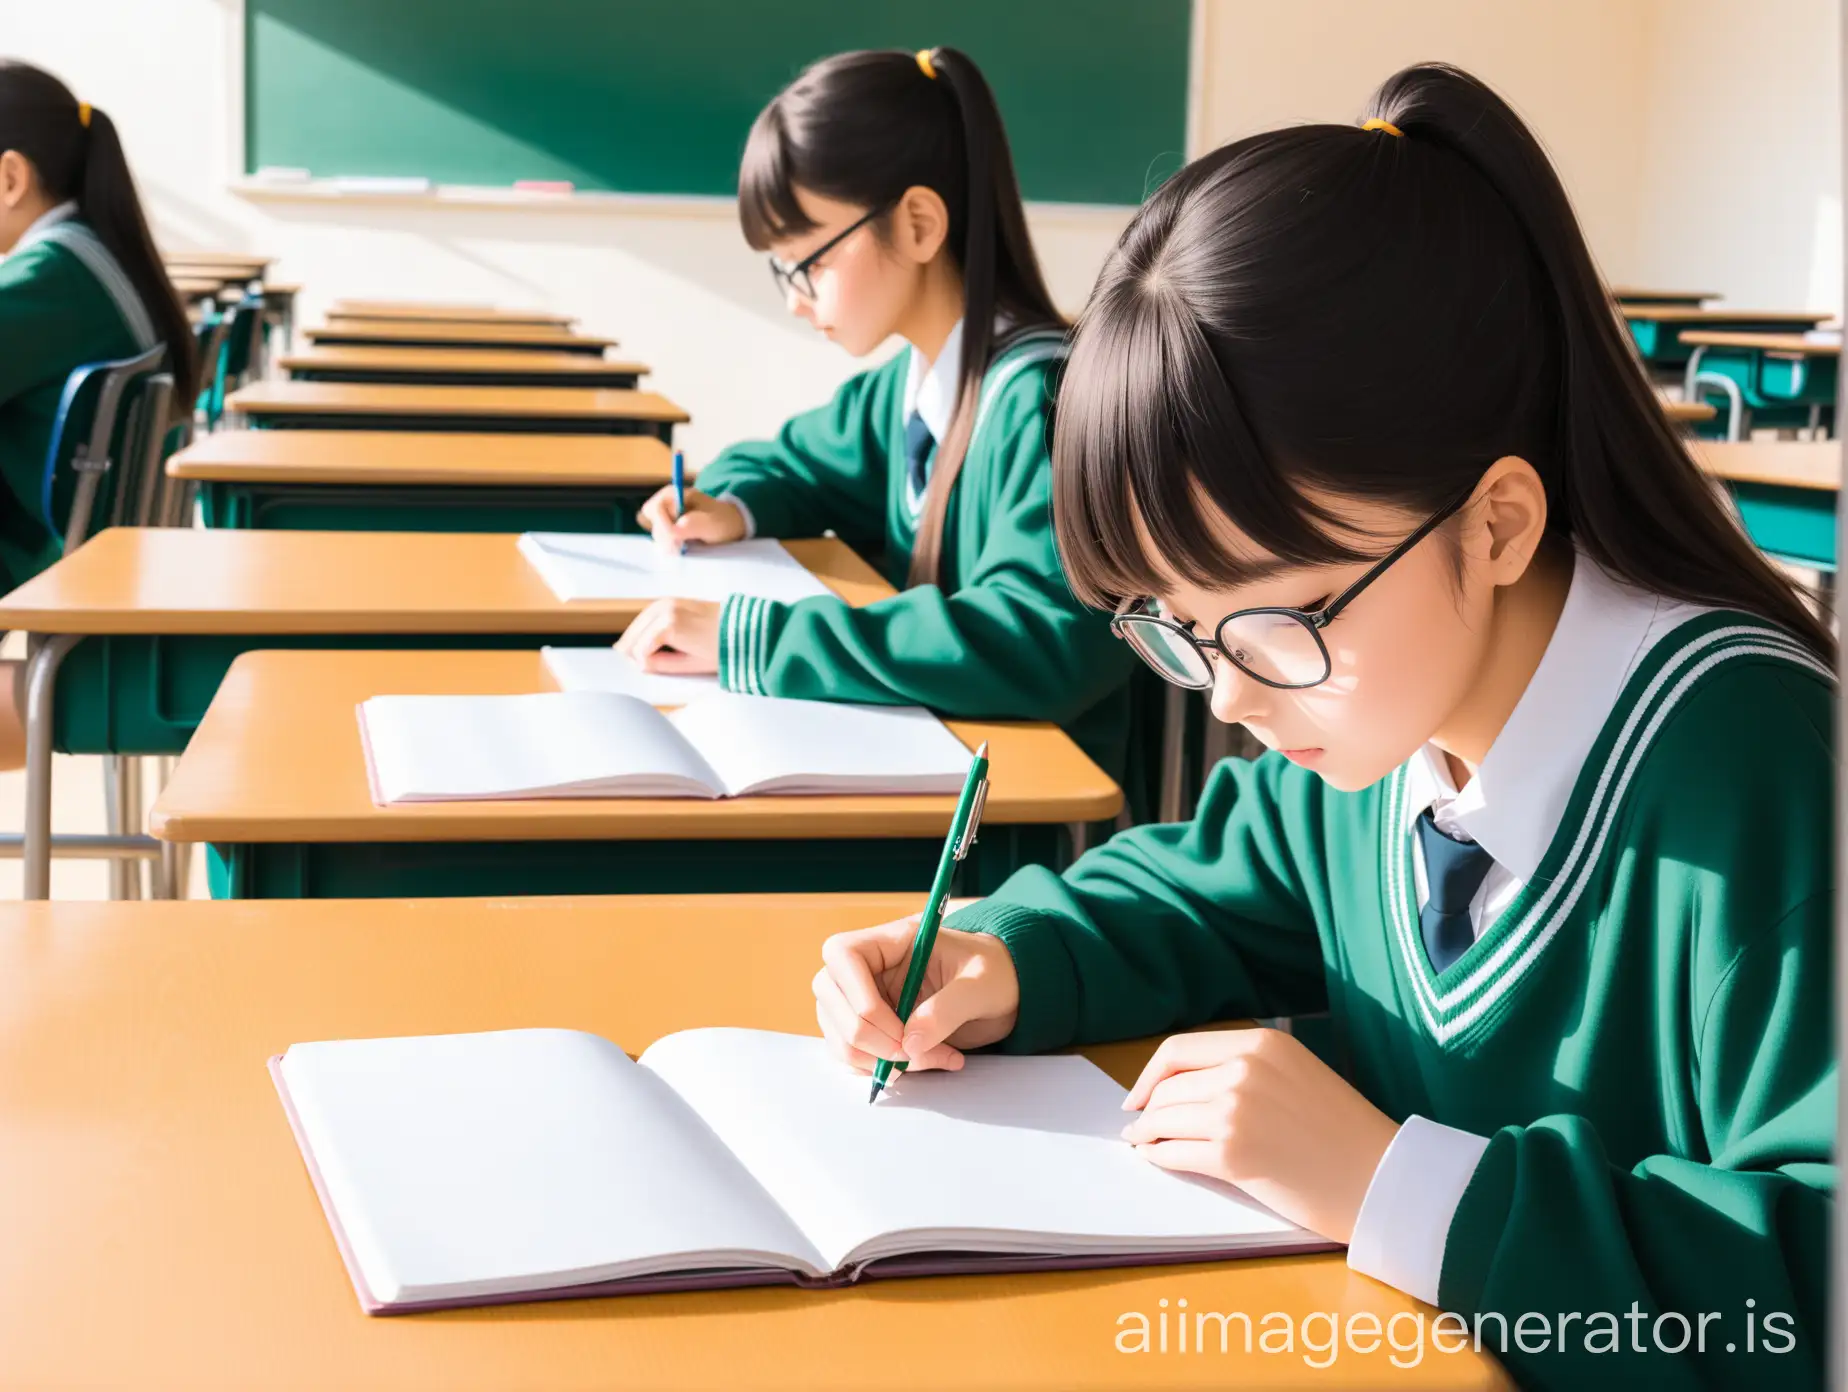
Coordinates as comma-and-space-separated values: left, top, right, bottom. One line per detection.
357, 691, 972, 802
518, 533, 832, 603
272, 1027, 1333, 1314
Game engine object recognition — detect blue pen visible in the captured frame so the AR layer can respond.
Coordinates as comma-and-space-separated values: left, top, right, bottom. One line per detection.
671, 449, 687, 556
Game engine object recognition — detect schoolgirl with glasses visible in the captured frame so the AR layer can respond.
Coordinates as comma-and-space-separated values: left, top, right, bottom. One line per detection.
620, 47, 1136, 787
812, 64, 1832, 1392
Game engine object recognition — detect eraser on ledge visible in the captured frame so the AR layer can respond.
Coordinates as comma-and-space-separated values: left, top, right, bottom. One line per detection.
514, 180, 576, 194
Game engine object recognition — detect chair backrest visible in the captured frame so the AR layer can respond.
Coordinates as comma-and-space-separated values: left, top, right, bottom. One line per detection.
193, 311, 233, 429
39, 344, 169, 549
210, 297, 267, 422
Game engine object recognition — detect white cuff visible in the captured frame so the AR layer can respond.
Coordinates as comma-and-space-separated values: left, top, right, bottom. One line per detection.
1346, 1115, 1490, 1306
717, 492, 757, 539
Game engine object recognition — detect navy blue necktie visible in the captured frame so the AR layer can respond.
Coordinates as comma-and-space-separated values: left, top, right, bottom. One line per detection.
1414, 809, 1494, 973
903, 410, 934, 498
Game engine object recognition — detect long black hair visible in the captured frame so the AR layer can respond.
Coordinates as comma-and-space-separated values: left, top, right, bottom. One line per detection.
739, 46, 1062, 585
0, 61, 196, 405
1055, 62, 1833, 662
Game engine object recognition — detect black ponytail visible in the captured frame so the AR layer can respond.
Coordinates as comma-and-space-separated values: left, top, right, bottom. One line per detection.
0, 61, 197, 407
739, 46, 1063, 586
1054, 62, 1832, 664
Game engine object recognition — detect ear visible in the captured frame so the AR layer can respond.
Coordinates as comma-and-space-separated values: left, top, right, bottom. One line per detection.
0, 151, 29, 210
1463, 455, 1550, 588
889, 185, 951, 266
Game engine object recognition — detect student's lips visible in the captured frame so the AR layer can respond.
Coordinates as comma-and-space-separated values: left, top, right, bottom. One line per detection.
1279, 747, 1324, 765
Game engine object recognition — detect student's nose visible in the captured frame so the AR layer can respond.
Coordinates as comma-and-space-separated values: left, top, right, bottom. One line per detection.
786, 284, 814, 320
1208, 657, 1268, 728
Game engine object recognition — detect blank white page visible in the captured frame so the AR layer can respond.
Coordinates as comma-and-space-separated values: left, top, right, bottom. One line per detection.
280, 1030, 827, 1305
359, 692, 720, 801
666, 694, 972, 796
640, 1029, 1303, 1273
542, 646, 720, 705
519, 534, 832, 604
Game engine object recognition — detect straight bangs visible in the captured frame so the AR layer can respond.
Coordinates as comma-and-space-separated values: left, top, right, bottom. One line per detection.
1052, 269, 1377, 612
737, 106, 818, 251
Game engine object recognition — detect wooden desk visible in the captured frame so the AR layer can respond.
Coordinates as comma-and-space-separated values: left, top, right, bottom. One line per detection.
281, 345, 649, 389
0, 529, 880, 898
163, 252, 271, 281
1609, 286, 1716, 307
169, 430, 674, 533
1677, 329, 1839, 441
1694, 440, 1839, 569
1678, 330, 1842, 356
226, 381, 689, 442
153, 648, 1119, 898
1662, 399, 1716, 424
172, 274, 234, 301
1622, 306, 1832, 373
0, 894, 1505, 1390
305, 320, 615, 354
328, 300, 576, 326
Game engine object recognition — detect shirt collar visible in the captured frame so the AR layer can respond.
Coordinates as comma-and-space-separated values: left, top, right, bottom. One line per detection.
903, 317, 965, 445
1401, 549, 1710, 880
13, 200, 80, 254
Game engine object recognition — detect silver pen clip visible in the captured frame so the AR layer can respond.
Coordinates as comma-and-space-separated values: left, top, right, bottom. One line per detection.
953, 774, 990, 861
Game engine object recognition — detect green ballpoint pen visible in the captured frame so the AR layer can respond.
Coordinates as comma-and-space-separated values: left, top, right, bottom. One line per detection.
868, 740, 991, 1104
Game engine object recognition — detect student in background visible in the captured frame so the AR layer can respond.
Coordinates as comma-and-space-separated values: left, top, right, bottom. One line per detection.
619, 47, 1136, 787
0, 60, 196, 767
812, 65, 1832, 1391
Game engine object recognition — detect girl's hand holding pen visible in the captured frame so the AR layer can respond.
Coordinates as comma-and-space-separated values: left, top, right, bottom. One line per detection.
813, 918, 1020, 1074
636, 485, 747, 550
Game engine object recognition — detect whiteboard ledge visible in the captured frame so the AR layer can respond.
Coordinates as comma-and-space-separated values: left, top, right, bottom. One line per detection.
228, 177, 1134, 224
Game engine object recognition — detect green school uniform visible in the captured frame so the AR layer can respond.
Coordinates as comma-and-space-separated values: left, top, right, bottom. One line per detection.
948, 611, 1833, 1391
695, 329, 1137, 785
0, 209, 156, 593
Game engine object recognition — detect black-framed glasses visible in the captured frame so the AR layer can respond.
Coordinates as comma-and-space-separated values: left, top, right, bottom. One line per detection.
767, 202, 893, 301
1111, 491, 1472, 691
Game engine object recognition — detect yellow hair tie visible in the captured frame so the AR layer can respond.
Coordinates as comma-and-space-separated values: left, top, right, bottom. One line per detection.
77, 102, 91, 129
1362, 117, 1403, 138
916, 49, 938, 80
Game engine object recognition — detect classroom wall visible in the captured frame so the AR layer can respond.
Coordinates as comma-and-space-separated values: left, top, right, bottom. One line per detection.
1193, 0, 1656, 291
1630, 0, 1841, 313
7, 0, 1839, 481
5, 0, 1133, 470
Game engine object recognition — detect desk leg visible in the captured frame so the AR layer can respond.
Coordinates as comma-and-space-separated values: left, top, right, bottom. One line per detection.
23, 634, 80, 901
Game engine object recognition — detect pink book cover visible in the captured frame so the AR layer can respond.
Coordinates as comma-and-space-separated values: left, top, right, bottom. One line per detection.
269, 1057, 1339, 1316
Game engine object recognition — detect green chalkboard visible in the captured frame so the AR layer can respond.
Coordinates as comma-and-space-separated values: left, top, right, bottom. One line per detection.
245, 0, 1190, 207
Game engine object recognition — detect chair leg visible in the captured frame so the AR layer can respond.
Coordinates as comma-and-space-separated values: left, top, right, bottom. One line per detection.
122, 758, 144, 900
157, 839, 191, 901
154, 755, 188, 900
103, 756, 147, 899
103, 756, 124, 899
23, 635, 81, 901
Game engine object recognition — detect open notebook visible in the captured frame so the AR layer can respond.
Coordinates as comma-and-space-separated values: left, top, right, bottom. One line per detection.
519, 533, 833, 604
272, 1027, 1332, 1313
357, 691, 972, 803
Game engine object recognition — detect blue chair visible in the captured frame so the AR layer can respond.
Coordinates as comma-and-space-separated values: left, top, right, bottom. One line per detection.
198, 296, 265, 430
38, 344, 171, 546
19, 345, 183, 900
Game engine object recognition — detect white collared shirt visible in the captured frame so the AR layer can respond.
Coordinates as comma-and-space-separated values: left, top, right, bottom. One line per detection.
903, 315, 965, 447
7, 199, 79, 258
1347, 550, 1710, 1306
1400, 550, 1711, 934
